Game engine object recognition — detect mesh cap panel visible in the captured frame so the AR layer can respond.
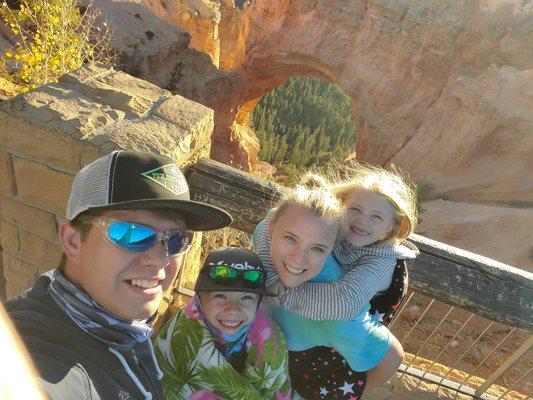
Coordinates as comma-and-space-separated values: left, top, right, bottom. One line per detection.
66, 151, 116, 220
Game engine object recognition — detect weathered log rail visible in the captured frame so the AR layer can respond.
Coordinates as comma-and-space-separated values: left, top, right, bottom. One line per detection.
186, 158, 533, 332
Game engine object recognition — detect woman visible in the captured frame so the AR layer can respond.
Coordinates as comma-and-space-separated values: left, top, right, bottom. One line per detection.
254, 169, 417, 399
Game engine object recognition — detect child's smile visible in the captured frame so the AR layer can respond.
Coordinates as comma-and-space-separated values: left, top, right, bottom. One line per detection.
344, 187, 395, 247
200, 291, 260, 335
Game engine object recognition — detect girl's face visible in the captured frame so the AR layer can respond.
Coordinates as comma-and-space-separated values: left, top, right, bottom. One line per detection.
344, 187, 395, 247
199, 291, 259, 335
269, 205, 338, 287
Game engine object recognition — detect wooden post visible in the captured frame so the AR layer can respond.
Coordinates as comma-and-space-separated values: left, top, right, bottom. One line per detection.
186, 158, 533, 331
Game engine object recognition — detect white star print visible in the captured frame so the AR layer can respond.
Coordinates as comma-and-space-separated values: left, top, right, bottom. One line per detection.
339, 381, 355, 395
371, 310, 386, 322
320, 387, 329, 396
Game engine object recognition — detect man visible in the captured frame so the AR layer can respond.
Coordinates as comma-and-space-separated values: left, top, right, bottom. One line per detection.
6, 150, 232, 400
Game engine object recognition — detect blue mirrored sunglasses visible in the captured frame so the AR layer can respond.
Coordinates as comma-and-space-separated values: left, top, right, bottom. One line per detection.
79, 217, 193, 257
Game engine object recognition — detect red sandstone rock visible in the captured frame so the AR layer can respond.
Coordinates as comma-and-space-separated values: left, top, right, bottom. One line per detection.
98, 0, 532, 205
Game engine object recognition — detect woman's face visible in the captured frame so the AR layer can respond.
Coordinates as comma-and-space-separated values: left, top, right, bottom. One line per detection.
199, 291, 260, 335
344, 187, 395, 247
269, 205, 338, 287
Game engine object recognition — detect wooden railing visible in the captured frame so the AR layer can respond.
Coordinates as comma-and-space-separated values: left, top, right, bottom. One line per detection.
186, 158, 533, 331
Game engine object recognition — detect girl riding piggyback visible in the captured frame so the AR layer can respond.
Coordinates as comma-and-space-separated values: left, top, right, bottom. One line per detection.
254, 162, 419, 399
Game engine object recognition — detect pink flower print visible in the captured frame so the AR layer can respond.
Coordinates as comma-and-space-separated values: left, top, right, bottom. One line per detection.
184, 298, 199, 318
275, 390, 292, 400
247, 310, 278, 364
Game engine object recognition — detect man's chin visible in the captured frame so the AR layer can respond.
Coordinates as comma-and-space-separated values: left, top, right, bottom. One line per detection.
125, 304, 159, 322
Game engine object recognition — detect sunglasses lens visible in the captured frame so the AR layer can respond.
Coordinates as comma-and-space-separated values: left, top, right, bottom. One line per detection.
243, 270, 264, 287
209, 265, 238, 285
166, 231, 194, 255
107, 221, 157, 252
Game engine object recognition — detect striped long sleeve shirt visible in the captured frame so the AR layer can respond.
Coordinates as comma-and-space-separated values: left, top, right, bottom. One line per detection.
253, 212, 418, 321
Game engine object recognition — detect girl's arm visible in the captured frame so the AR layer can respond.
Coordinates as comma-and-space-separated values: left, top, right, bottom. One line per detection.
253, 212, 395, 321
282, 254, 396, 320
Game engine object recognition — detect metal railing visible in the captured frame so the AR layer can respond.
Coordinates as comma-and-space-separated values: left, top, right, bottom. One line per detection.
391, 293, 532, 399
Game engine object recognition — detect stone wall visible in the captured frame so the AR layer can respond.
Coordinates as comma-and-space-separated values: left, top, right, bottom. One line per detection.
0, 64, 214, 299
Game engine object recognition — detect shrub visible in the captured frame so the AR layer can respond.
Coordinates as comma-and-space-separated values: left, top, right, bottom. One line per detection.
0, 0, 113, 92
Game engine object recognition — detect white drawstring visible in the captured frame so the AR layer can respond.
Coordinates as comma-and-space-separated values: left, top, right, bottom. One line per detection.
146, 339, 164, 380
108, 347, 153, 400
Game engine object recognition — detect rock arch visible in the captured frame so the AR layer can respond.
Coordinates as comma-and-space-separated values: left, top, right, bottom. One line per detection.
97, 0, 532, 202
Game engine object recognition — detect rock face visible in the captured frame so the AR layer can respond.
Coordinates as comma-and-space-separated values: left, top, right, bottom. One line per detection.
0, 77, 18, 100
98, 0, 532, 205
419, 200, 533, 271
1, 1, 531, 268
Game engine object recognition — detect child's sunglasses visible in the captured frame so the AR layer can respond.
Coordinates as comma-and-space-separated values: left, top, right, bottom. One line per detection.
208, 264, 266, 288
79, 217, 194, 257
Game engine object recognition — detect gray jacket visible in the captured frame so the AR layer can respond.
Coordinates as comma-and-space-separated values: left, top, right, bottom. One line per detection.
6, 273, 165, 400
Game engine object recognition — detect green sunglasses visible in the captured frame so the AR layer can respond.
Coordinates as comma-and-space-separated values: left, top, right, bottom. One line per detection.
208, 264, 266, 288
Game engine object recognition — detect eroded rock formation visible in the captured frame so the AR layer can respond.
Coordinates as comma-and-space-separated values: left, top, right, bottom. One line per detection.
96, 0, 532, 205
1, 1, 531, 268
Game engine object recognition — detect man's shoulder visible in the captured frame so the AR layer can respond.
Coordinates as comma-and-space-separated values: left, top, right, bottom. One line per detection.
34, 354, 95, 399
6, 273, 63, 327
6, 273, 99, 364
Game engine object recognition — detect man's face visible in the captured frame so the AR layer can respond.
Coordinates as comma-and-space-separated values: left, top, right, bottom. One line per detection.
64, 210, 187, 321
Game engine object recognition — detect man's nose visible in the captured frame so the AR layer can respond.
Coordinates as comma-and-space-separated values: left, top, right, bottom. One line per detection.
139, 241, 169, 269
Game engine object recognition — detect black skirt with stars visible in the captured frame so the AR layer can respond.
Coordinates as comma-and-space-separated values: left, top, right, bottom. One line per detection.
289, 260, 409, 399
289, 347, 366, 399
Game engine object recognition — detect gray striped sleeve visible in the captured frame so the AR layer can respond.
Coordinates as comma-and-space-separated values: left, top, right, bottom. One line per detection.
252, 212, 397, 321
281, 253, 396, 320
252, 214, 279, 285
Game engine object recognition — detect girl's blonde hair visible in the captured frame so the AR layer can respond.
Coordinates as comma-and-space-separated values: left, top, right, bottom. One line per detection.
271, 174, 344, 240
332, 162, 418, 241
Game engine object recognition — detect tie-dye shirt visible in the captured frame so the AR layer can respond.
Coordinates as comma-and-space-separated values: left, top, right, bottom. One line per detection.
155, 297, 291, 400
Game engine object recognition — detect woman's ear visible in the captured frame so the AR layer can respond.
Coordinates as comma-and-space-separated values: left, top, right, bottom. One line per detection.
58, 220, 81, 264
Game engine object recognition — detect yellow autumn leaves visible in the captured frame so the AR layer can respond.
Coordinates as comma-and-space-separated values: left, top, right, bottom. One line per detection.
1, 0, 113, 93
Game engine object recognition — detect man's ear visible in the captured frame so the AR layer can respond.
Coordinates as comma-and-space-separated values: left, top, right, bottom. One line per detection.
58, 220, 81, 263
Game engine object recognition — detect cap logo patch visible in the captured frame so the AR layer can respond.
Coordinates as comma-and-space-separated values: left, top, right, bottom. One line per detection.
141, 164, 187, 195
209, 260, 259, 270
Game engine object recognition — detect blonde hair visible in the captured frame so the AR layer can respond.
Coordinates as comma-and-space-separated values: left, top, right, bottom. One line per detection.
271, 173, 344, 239
332, 162, 418, 241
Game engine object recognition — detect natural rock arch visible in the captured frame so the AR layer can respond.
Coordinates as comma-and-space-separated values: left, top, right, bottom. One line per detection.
99, 0, 532, 203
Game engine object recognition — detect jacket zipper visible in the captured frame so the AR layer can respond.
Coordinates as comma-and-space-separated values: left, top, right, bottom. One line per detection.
130, 349, 159, 400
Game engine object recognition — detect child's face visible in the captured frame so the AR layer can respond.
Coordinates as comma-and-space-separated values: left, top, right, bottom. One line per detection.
269, 205, 338, 287
344, 187, 395, 247
199, 291, 260, 335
